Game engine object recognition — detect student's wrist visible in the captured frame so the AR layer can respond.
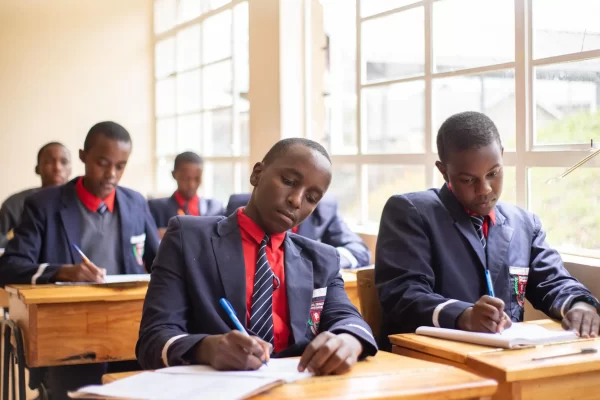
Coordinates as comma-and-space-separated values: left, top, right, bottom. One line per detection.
195, 335, 220, 365
55, 265, 75, 282
456, 307, 473, 331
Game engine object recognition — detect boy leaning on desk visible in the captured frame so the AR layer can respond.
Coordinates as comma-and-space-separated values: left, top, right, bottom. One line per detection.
375, 111, 600, 347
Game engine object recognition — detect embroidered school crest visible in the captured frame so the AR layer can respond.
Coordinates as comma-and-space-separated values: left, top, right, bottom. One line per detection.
515, 275, 528, 307
308, 288, 327, 337
133, 242, 144, 266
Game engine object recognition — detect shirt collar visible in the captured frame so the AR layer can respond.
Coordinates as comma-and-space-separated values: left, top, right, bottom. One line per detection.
447, 182, 496, 225
75, 177, 116, 213
174, 191, 198, 209
237, 207, 286, 249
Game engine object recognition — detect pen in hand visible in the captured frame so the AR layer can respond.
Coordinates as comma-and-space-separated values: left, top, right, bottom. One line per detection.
219, 298, 269, 366
71, 244, 106, 282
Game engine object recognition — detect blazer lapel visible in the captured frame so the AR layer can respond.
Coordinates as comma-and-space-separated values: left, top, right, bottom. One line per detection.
284, 237, 313, 344
169, 195, 181, 216
59, 182, 82, 263
439, 184, 487, 269
296, 213, 318, 240
486, 210, 514, 285
212, 214, 247, 327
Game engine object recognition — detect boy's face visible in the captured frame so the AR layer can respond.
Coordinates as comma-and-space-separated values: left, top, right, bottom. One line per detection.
248, 144, 332, 234
172, 162, 202, 200
79, 136, 132, 199
36, 145, 72, 187
436, 141, 504, 216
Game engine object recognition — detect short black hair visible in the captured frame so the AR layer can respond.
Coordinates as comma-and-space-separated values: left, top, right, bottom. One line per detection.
37, 142, 67, 165
262, 138, 331, 166
436, 111, 502, 163
83, 121, 132, 151
174, 151, 204, 170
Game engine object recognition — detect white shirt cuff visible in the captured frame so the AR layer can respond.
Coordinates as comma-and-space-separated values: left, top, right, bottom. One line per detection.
337, 247, 359, 269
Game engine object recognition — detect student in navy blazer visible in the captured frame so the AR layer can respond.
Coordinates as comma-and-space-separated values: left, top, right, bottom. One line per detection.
226, 194, 370, 269
0, 122, 159, 400
138, 138, 377, 375
148, 152, 224, 238
376, 112, 600, 347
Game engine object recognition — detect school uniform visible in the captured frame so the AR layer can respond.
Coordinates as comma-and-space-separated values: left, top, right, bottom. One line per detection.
0, 187, 40, 248
225, 194, 371, 269
148, 192, 225, 227
136, 209, 377, 370
375, 184, 598, 346
0, 177, 159, 400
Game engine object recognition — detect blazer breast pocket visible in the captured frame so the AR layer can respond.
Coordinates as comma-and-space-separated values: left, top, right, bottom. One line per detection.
508, 266, 529, 321
130, 233, 146, 266
309, 288, 327, 337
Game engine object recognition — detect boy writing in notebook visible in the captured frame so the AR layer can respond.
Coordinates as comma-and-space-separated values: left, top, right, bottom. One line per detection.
0, 142, 72, 247
148, 151, 225, 239
375, 111, 600, 346
137, 138, 377, 374
0, 121, 159, 399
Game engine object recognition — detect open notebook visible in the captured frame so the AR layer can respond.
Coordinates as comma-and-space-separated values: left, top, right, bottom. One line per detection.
416, 323, 579, 349
69, 359, 312, 400
56, 274, 151, 285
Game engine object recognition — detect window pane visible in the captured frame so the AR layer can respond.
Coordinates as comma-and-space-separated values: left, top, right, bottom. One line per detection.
155, 38, 175, 79
156, 118, 177, 157
156, 78, 176, 117
154, 0, 176, 34
238, 161, 250, 194
363, 80, 425, 154
234, 2, 249, 95
239, 111, 249, 156
433, 69, 516, 150
534, 59, 600, 146
433, 0, 514, 73
204, 109, 232, 156
205, 162, 235, 205
206, 0, 231, 11
203, 10, 232, 64
203, 61, 232, 109
178, 0, 202, 23
156, 158, 177, 195
322, 0, 357, 155
177, 113, 202, 153
177, 69, 201, 113
362, 7, 424, 82
328, 164, 359, 224
361, 0, 419, 18
177, 24, 201, 72
367, 165, 426, 224
529, 167, 600, 253
533, 0, 600, 60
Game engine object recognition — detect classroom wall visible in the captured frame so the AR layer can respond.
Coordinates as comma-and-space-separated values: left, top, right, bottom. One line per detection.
0, 0, 154, 203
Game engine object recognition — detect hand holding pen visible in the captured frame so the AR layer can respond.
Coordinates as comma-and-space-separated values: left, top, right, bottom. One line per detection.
54, 244, 106, 283
458, 295, 512, 333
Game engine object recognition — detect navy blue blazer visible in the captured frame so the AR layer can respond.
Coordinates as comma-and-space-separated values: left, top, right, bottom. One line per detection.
225, 194, 371, 269
136, 213, 377, 369
0, 178, 160, 286
148, 195, 225, 228
375, 184, 596, 340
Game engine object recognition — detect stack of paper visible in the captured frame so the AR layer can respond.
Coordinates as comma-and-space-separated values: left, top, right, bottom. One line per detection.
69, 359, 312, 400
416, 323, 579, 349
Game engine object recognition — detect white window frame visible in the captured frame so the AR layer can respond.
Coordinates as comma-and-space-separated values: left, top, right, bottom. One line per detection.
306, 0, 600, 255
152, 0, 249, 199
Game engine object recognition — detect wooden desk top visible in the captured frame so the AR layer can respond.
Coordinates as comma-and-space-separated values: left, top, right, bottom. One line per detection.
341, 270, 357, 287
103, 352, 498, 400
389, 319, 563, 364
0, 288, 9, 308
5, 282, 149, 304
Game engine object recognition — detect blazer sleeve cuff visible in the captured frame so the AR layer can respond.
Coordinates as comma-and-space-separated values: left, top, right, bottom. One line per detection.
433, 299, 473, 329
35, 264, 63, 284
162, 333, 208, 367
336, 247, 359, 269
329, 323, 378, 359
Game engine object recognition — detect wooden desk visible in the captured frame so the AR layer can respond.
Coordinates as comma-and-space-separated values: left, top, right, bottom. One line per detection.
6, 282, 148, 367
0, 289, 8, 310
390, 320, 600, 399
341, 270, 360, 313
103, 351, 498, 399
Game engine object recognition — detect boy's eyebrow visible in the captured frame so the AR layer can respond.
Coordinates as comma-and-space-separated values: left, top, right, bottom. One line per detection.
281, 167, 303, 178
457, 164, 502, 177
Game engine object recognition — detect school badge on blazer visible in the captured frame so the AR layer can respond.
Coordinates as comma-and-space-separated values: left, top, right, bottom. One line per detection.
308, 288, 327, 336
130, 234, 146, 266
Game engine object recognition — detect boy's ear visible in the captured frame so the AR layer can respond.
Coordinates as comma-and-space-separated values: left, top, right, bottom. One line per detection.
34, 166, 40, 176
171, 170, 176, 180
78, 149, 86, 164
249, 162, 264, 188
435, 161, 449, 183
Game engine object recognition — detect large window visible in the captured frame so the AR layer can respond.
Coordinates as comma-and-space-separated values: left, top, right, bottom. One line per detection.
153, 0, 249, 204
313, 0, 600, 255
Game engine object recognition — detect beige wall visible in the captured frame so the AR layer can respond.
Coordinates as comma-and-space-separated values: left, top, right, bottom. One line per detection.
0, 0, 154, 202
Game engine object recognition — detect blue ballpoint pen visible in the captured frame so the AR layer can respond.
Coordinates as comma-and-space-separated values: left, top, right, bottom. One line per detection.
219, 298, 268, 366
484, 269, 495, 297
